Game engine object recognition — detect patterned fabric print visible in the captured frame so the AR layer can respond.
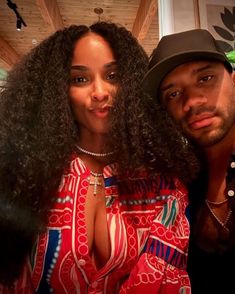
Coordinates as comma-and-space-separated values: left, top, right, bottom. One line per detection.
118, 178, 190, 293
143, 187, 189, 270
34, 231, 62, 293
1, 157, 191, 294
119, 254, 191, 294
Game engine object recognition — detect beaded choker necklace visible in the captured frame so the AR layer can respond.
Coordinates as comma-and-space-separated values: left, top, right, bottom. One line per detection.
76, 145, 114, 157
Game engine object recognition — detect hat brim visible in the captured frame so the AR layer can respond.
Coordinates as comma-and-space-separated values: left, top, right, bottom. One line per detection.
142, 50, 232, 100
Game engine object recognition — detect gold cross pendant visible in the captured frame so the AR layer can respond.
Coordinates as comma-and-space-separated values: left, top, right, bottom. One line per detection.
89, 175, 102, 196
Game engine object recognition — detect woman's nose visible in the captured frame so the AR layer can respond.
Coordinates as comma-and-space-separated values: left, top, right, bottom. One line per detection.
91, 78, 109, 101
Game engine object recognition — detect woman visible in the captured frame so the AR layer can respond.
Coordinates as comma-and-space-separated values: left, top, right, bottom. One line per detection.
0, 22, 198, 293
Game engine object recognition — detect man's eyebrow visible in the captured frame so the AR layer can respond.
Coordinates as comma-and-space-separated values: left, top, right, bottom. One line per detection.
160, 64, 215, 93
160, 83, 174, 93
193, 64, 214, 74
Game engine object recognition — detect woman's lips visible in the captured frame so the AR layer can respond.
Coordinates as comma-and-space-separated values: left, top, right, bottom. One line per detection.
91, 106, 111, 118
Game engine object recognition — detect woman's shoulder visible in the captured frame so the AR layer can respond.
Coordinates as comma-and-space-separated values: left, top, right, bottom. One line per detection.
63, 155, 89, 177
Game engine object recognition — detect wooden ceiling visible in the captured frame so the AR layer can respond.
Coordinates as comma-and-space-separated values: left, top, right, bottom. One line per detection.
0, 0, 159, 72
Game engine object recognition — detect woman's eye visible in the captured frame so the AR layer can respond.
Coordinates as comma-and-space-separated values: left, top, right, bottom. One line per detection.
106, 71, 118, 82
71, 76, 88, 84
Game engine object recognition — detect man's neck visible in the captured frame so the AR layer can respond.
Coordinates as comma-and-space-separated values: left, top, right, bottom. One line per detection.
204, 125, 235, 174
191, 126, 235, 247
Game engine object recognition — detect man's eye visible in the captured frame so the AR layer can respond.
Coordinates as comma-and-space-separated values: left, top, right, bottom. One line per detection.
167, 90, 181, 100
71, 76, 88, 84
199, 75, 213, 83
161, 90, 182, 105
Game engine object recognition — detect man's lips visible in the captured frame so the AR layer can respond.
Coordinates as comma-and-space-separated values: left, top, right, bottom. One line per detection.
187, 113, 215, 130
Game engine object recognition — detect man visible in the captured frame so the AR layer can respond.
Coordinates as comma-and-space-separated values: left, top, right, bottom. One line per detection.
143, 29, 235, 293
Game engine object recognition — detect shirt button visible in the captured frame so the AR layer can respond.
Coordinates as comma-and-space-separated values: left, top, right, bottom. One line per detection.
78, 259, 86, 266
228, 190, 235, 197
231, 161, 235, 168
91, 281, 98, 288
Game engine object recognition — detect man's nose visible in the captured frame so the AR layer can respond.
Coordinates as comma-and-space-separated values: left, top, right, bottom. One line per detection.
183, 88, 207, 112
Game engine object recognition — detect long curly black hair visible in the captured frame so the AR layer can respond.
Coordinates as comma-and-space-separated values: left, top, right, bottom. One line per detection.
0, 21, 199, 286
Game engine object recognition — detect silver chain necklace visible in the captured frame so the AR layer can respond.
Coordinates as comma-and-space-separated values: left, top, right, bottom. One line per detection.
76, 145, 114, 157
205, 199, 232, 231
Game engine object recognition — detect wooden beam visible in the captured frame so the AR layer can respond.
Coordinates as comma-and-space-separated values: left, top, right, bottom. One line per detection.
0, 36, 20, 70
36, 0, 64, 31
193, 0, 201, 29
132, 0, 157, 41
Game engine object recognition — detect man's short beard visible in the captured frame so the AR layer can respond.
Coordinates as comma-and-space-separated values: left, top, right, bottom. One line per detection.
184, 112, 235, 148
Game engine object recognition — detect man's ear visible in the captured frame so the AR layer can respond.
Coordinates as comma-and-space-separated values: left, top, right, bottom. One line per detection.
232, 71, 235, 84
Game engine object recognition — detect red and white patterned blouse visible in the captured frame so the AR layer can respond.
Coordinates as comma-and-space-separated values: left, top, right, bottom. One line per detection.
2, 156, 191, 294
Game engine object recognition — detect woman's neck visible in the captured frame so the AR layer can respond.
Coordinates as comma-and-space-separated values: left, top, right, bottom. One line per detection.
78, 132, 107, 154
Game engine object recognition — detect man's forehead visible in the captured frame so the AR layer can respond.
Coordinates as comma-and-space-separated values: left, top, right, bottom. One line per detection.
171, 60, 219, 73
159, 61, 223, 95
162, 60, 221, 83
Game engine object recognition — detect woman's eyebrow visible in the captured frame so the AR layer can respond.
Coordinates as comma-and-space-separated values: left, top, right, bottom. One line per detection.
71, 61, 117, 71
71, 65, 87, 71
104, 61, 117, 69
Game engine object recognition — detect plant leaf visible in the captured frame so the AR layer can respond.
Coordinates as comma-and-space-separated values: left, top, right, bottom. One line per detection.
221, 8, 235, 32
226, 50, 235, 63
213, 25, 234, 41
0, 68, 7, 80
216, 39, 233, 52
